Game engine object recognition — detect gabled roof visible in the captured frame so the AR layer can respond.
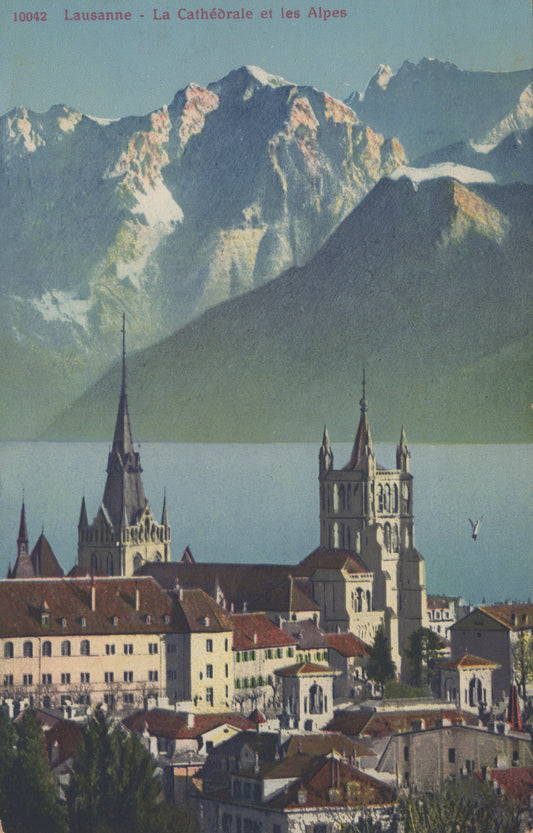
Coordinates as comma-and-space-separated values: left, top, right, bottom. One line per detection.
30, 534, 64, 578
328, 708, 476, 738
326, 633, 371, 658
296, 547, 370, 576
487, 767, 533, 806
266, 755, 396, 810
275, 662, 336, 677
230, 613, 297, 650
123, 709, 256, 739
480, 603, 533, 631
174, 588, 233, 634
285, 732, 373, 761
441, 654, 499, 670
281, 619, 330, 650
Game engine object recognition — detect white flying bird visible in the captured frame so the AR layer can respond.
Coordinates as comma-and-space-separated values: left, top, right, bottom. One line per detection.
468, 517, 483, 541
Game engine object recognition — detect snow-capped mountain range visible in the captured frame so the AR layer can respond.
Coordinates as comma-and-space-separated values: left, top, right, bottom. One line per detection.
0, 59, 531, 440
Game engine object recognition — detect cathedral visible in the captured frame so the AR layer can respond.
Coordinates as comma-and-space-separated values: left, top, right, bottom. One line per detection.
318, 378, 428, 676
76, 318, 171, 576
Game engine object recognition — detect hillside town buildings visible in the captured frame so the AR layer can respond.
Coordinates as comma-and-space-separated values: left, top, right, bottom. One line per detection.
1, 335, 531, 831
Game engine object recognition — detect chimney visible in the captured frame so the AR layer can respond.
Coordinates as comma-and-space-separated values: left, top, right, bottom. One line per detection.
186, 712, 195, 729
90, 578, 96, 612
134, 582, 140, 611
252, 632, 257, 645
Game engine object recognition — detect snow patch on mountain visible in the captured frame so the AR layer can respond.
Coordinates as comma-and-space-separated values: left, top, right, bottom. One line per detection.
389, 163, 496, 187
476, 82, 533, 146
244, 65, 289, 88
30, 290, 92, 329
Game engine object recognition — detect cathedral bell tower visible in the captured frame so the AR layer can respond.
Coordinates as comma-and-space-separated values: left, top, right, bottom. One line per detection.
77, 316, 171, 576
318, 376, 427, 679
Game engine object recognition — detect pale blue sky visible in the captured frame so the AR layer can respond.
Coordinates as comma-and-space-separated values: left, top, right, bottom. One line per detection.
1, 0, 531, 118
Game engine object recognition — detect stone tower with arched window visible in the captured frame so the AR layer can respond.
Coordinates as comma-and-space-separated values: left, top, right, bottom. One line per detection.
77, 318, 171, 577
318, 381, 427, 677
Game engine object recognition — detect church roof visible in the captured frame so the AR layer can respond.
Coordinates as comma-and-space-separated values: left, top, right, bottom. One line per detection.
30, 533, 64, 578
343, 379, 374, 471
296, 547, 370, 575
325, 633, 371, 658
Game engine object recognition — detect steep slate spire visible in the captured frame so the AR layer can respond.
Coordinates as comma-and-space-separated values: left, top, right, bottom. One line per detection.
78, 496, 88, 528
17, 500, 29, 556
101, 315, 147, 529
161, 491, 169, 526
343, 371, 374, 471
10, 499, 36, 578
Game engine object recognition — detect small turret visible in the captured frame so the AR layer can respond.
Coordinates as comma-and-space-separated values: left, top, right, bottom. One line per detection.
396, 425, 410, 472
319, 425, 334, 474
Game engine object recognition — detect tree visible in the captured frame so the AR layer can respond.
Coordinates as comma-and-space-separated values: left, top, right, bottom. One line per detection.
400, 777, 522, 833
366, 625, 396, 693
0, 708, 16, 822
3, 707, 67, 833
512, 631, 533, 700
405, 627, 443, 687
67, 708, 196, 833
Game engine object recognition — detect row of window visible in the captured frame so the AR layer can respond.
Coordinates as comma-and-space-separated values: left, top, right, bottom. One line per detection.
235, 675, 274, 689
3, 640, 159, 659
235, 647, 293, 662
3, 670, 159, 686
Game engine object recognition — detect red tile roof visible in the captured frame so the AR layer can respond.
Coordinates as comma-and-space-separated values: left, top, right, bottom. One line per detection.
326, 633, 371, 658
123, 709, 256, 739
0, 577, 177, 637
489, 767, 533, 806
230, 613, 297, 650
480, 603, 533, 631
441, 654, 500, 670
276, 662, 336, 677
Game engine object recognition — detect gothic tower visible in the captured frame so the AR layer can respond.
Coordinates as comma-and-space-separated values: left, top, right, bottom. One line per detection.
77, 317, 171, 576
318, 378, 427, 677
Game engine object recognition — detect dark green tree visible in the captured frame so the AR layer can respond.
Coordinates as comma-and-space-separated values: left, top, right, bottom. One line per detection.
405, 627, 443, 687
3, 707, 67, 833
0, 707, 17, 821
366, 624, 396, 693
400, 776, 522, 833
67, 708, 196, 833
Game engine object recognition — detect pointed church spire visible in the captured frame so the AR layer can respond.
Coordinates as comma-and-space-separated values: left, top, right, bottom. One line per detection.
17, 499, 29, 556
78, 496, 88, 528
161, 490, 169, 526
396, 425, 410, 472
344, 370, 374, 471
102, 316, 147, 529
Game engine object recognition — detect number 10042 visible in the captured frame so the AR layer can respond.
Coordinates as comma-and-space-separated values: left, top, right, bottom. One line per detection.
13, 11, 48, 21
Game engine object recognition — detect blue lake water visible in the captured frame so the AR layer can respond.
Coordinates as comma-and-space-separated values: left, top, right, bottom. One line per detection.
0, 442, 531, 605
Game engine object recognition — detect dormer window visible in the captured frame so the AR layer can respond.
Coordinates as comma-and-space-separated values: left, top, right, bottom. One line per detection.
112, 616, 118, 627
202, 616, 210, 628
163, 614, 170, 625
61, 618, 67, 629
145, 614, 152, 625
41, 613, 49, 626
80, 617, 87, 628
